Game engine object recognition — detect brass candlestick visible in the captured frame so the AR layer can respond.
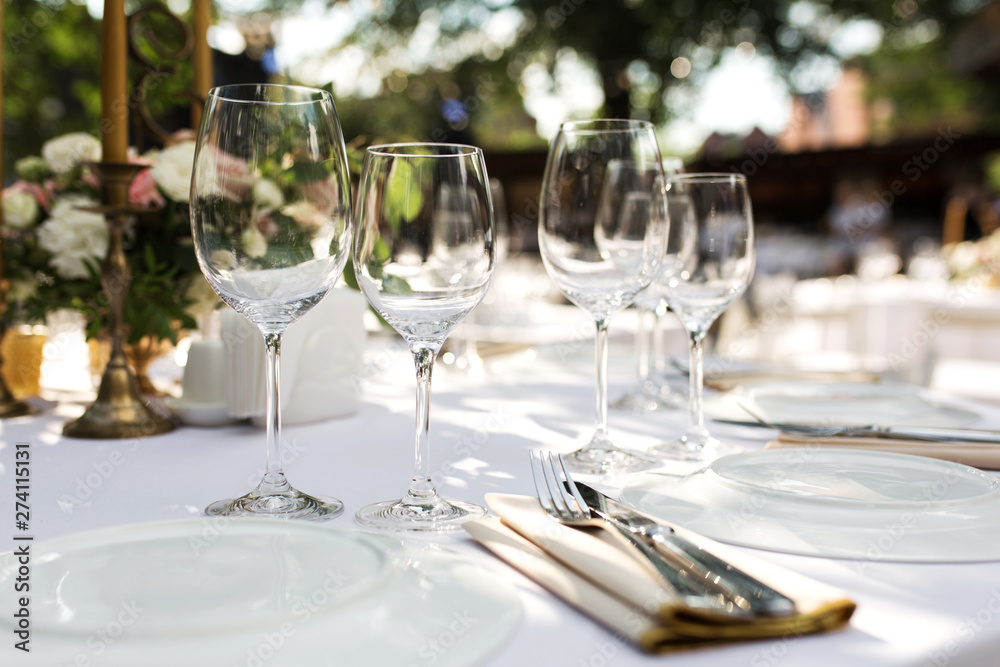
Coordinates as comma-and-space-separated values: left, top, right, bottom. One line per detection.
63, 162, 176, 438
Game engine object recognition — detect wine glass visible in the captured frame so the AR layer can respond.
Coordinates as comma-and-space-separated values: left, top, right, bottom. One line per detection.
190, 84, 352, 519
650, 173, 755, 461
353, 143, 495, 531
538, 119, 668, 475
612, 158, 687, 413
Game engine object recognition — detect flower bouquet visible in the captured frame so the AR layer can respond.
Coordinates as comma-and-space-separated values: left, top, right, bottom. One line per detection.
1, 131, 218, 345
943, 229, 1000, 286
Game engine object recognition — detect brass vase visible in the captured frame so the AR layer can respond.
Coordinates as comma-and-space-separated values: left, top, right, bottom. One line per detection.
0, 326, 46, 399
89, 333, 179, 397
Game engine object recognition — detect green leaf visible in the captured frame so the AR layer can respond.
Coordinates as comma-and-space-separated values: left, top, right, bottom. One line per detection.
380, 274, 413, 296
384, 160, 424, 228
290, 160, 332, 184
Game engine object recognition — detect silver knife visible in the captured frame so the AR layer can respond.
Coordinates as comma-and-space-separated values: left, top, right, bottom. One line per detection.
571, 481, 797, 618
714, 418, 1000, 443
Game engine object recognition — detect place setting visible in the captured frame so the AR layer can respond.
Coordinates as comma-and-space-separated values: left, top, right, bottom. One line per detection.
463, 452, 858, 653
10, 6, 1000, 661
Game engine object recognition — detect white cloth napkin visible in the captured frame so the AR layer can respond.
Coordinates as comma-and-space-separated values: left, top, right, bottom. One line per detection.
220, 287, 367, 425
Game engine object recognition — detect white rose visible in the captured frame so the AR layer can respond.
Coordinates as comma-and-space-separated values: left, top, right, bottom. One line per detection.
209, 249, 238, 271
151, 141, 197, 201
184, 274, 222, 321
41, 133, 102, 175
254, 179, 285, 209
946, 241, 979, 275
7, 277, 39, 302
241, 228, 268, 259
3, 189, 39, 229
280, 200, 328, 231
37, 195, 109, 279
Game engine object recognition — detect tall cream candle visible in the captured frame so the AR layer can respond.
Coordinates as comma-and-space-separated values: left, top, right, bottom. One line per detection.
191, 0, 212, 130
100, 0, 128, 163
1, 0, 5, 283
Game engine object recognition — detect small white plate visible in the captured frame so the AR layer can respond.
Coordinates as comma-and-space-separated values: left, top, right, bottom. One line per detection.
705, 380, 979, 427
165, 397, 239, 427
0, 519, 521, 666
622, 448, 1000, 562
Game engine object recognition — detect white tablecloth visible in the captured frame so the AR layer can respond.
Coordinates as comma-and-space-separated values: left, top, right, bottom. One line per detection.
4, 332, 1000, 667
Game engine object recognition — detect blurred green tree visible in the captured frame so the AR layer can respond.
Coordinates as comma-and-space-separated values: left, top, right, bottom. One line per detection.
862, 32, 1000, 140
4, 0, 102, 172
3, 0, 195, 174
330, 0, 994, 129
3, 0, 998, 164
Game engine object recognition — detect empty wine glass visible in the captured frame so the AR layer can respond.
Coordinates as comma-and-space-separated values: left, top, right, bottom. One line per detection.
612, 157, 687, 413
539, 119, 668, 475
190, 84, 352, 519
650, 173, 755, 461
353, 143, 495, 531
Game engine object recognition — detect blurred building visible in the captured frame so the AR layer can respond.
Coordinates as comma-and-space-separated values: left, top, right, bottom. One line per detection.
779, 66, 871, 153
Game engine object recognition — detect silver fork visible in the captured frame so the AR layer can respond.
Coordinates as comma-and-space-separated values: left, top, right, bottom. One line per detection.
528, 451, 738, 615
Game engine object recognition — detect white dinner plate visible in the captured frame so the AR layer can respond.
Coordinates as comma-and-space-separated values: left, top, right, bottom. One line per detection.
622, 448, 1000, 562
705, 380, 979, 427
0, 518, 521, 666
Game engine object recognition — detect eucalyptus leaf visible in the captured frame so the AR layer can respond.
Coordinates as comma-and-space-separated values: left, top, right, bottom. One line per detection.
380, 274, 413, 295
384, 160, 424, 230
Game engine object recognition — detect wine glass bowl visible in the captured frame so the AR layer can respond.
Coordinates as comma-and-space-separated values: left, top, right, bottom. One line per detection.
651, 173, 755, 461
190, 83, 352, 519
538, 119, 668, 475
353, 143, 495, 531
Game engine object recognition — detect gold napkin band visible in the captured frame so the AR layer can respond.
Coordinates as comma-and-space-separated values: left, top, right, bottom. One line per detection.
466, 494, 856, 654
766, 433, 1000, 470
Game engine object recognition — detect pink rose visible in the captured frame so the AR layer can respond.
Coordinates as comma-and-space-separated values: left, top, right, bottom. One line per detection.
256, 211, 279, 239
301, 177, 339, 216
128, 152, 156, 167
129, 168, 166, 208
9, 180, 52, 212
81, 169, 101, 190
168, 129, 197, 145
194, 147, 254, 202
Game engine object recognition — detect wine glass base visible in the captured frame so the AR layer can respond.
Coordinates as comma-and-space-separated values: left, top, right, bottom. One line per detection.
562, 445, 659, 475
355, 497, 487, 532
649, 436, 742, 463
206, 490, 344, 521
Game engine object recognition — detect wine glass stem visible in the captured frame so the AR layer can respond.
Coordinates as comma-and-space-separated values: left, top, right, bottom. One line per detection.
637, 309, 652, 381
594, 318, 610, 441
652, 305, 666, 376
259, 332, 290, 494
407, 343, 440, 503
686, 328, 708, 438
